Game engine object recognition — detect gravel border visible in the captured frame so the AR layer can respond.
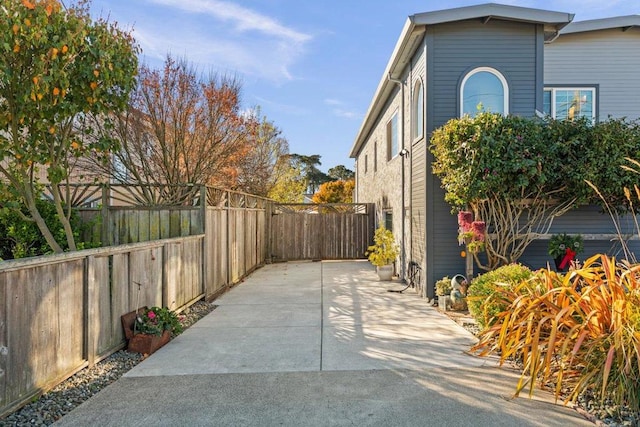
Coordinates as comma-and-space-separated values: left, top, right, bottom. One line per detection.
0, 301, 217, 427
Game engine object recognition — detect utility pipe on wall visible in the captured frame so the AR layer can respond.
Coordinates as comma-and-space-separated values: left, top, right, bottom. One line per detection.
387, 73, 406, 281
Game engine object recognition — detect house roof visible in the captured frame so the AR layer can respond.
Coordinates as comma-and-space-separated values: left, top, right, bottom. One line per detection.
349, 3, 574, 159
560, 15, 640, 35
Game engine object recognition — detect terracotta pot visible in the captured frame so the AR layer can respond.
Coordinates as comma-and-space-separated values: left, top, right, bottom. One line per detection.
121, 307, 171, 355
127, 330, 171, 355
376, 264, 394, 281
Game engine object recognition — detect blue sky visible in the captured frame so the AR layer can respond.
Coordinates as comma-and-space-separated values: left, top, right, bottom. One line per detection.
90, 0, 638, 172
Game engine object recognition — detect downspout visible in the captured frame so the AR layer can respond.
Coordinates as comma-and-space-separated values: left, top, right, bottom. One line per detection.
387, 73, 406, 281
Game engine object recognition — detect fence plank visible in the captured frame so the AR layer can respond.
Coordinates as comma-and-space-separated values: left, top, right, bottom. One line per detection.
270, 204, 373, 261
0, 273, 6, 409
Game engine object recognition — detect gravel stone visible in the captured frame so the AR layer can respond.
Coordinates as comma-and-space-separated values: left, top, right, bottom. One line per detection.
0, 301, 216, 427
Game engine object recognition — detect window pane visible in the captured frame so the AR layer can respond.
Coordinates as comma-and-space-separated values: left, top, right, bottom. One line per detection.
543, 90, 551, 116
414, 83, 424, 139
385, 212, 393, 232
391, 114, 398, 157
554, 89, 593, 120
463, 71, 504, 116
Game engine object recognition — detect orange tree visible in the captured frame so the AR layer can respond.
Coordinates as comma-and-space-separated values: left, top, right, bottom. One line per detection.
84, 56, 254, 198
0, 0, 138, 252
312, 179, 354, 203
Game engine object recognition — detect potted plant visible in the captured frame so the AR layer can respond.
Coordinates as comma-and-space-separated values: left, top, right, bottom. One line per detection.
548, 233, 583, 272
366, 225, 399, 281
435, 276, 452, 297
121, 306, 184, 355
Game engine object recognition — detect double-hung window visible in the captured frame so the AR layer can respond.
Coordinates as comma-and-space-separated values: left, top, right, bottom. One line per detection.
543, 87, 596, 121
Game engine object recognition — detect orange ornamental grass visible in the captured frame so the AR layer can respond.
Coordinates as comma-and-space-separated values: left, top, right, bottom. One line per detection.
472, 254, 640, 411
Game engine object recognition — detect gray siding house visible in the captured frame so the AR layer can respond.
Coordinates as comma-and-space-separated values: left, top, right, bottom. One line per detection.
349, 3, 640, 299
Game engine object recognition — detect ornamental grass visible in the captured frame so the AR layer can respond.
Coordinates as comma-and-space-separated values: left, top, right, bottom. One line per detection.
471, 254, 640, 411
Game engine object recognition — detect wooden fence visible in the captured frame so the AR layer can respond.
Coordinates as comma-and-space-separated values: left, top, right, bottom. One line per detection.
0, 186, 372, 416
270, 203, 374, 261
0, 186, 272, 417
0, 236, 204, 416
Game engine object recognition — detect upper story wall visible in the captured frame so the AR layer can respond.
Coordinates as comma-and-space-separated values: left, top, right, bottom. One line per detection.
428, 19, 542, 133
544, 28, 640, 121
354, 83, 405, 228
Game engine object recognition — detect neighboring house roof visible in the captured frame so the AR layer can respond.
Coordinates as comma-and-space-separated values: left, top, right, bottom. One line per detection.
349, 3, 574, 159
560, 15, 640, 35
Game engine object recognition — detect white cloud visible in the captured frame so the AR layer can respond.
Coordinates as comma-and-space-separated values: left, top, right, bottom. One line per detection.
133, 0, 312, 82
324, 99, 360, 119
146, 0, 311, 43
333, 109, 361, 120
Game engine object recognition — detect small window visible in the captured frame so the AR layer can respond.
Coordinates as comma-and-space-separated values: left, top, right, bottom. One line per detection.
384, 211, 393, 232
373, 141, 377, 172
460, 67, 508, 117
364, 154, 368, 173
412, 80, 424, 140
386, 112, 399, 161
543, 87, 596, 121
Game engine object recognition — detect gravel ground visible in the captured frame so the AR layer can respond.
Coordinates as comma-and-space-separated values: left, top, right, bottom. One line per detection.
0, 301, 217, 427
441, 306, 640, 427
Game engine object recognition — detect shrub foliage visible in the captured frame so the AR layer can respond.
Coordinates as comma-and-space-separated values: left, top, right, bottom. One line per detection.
472, 255, 640, 412
467, 263, 534, 329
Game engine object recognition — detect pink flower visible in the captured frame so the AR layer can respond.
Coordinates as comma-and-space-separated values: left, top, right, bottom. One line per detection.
458, 211, 473, 232
471, 221, 486, 241
147, 311, 156, 320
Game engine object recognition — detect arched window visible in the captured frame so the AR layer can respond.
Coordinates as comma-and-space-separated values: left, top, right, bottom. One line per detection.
412, 80, 424, 139
460, 67, 508, 117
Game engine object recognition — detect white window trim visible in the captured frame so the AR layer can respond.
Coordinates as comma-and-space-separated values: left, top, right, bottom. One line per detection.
544, 87, 596, 121
412, 79, 424, 141
460, 67, 509, 117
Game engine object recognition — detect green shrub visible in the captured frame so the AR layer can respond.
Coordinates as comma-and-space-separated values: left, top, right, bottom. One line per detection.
467, 263, 534, 330
435, 276, 452, 296
0, 198, 85, 259
472, 255, 640, 412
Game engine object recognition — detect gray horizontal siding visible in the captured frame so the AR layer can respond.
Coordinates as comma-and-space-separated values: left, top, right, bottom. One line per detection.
411, 138, 426, 266
429, 19, 539, 133
430, 181, 465, 286
425, 18, 542, 294
544, 29, 640, 120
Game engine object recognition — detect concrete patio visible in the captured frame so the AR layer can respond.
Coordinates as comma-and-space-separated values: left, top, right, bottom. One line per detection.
55, 261, 591, 426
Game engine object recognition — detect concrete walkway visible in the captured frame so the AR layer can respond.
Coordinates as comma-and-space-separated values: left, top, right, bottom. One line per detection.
56, 261, 591, 426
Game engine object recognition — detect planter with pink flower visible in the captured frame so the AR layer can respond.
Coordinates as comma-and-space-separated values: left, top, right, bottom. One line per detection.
121, 306, 184, 355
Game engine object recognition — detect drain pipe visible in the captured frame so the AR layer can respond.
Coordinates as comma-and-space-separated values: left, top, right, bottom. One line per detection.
387, 73, 406, 281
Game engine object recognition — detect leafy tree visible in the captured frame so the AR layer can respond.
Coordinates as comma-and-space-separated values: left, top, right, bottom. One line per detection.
234, 108, 289, 196
430, 113, 574, 270
0, 197, 84, 259
327, 165, 354, 181
430, 113, 640, 271
287, 154, 330, 193
84, 56, 249, 197
312, 179, 354, 203
267, 160, 306, 203
0, 0, 138, 252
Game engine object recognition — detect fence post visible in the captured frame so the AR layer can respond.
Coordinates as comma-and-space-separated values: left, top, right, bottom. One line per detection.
100, 185, 110, 246
200, 185, 209, 299
265, 201, 273, 264
84, 256, 99, 367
